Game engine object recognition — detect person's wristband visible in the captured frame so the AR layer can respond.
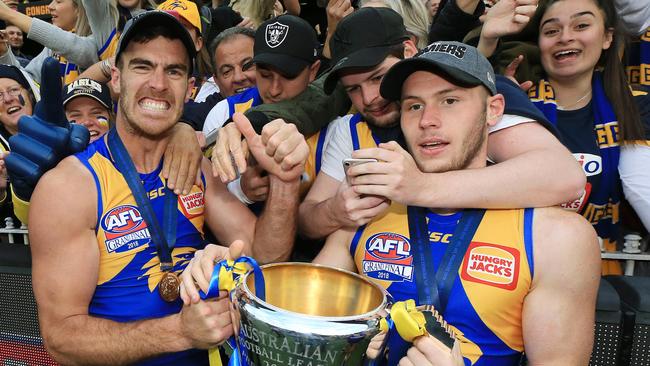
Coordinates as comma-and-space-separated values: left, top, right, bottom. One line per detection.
100, 59, 112, 80
227, 177, 254, 205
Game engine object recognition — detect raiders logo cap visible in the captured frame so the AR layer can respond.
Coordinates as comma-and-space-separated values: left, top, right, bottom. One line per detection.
253, 15, 319, 79
380, 41, 497, 101
323, 8, 409, 95
115, 11, 196, 75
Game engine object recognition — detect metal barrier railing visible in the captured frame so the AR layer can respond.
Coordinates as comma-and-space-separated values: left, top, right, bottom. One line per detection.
0, 217, 28, 245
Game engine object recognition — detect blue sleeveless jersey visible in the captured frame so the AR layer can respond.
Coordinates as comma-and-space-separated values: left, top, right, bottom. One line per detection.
351, 205, 534, 365
75, 135, 209, 365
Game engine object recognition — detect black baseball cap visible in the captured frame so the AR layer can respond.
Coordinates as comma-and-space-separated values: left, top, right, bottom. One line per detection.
323, 8, 409, 94
381, 41, 498, 101
253, 15, 319, 78
0, 64, 32, 93
63, 78, 112, 111
115, 10, 197, 75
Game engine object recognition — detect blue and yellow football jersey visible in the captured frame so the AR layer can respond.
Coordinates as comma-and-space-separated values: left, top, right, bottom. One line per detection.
75, 135, 208, 365
349, 113, 381, 150
351, 203, 534, 366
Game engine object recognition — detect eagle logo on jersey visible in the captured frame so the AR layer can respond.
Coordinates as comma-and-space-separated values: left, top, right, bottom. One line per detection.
101, 205, 151, 253
363, 232, 413, 282
461, 242, 520, 290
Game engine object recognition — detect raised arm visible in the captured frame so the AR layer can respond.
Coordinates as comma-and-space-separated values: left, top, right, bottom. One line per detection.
477, 0, 538, 58
0, 1, 116, 69
82, 0, 117, 53
212, 72, 350, 183
29, 158, 230, 365
205, 114, 307, 263
428, 0, 484, 43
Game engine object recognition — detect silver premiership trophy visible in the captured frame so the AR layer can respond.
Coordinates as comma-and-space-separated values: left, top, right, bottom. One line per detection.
230, 262, 389, 366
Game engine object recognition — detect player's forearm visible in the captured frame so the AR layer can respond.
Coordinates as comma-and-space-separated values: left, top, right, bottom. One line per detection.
251, 175, 300, 263
78, 60, 111, 83
415, 149, 585, 209
42, 313, 190, 366
298, 197, 341, 239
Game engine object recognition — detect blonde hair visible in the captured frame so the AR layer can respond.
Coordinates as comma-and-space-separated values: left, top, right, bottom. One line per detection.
115, 0, 157, 10
72, 0, 91, 36
229, 0, 275, 27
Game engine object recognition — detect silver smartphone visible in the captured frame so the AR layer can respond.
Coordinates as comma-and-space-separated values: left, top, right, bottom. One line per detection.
343, 158, 378, 183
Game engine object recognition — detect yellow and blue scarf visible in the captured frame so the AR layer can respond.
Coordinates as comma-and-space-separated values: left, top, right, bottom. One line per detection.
625, 27, 650, 86
528, 72, 621, 248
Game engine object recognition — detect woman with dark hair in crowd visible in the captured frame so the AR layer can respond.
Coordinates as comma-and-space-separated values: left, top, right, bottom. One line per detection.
483, 0, 650, 273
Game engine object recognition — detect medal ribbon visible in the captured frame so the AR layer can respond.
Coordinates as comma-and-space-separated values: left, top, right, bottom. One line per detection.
107, 129, 178, 271
367, 209, 484, 363
200, 256, 266, 366
407, 207, 485, 313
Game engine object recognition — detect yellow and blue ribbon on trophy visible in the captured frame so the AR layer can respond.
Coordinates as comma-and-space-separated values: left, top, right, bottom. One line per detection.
198, 256, 266, 366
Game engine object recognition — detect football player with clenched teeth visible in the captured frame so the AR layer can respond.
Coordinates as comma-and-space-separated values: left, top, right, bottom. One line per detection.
28, 11, 308, 366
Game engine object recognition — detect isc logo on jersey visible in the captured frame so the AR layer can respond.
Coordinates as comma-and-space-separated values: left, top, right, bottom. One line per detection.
101, 205, 151, 253
461, 242, 520, 290
363, 233, 413, 282
179, 191, 204, 219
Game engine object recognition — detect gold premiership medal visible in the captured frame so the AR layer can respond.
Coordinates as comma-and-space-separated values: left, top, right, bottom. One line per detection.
159, 271, 181, 302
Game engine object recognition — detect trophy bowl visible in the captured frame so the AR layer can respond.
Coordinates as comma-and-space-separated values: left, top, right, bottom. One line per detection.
231, 262, 389, 366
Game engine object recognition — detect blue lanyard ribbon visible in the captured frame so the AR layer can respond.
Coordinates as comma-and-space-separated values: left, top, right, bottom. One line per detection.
107, 129, 177, 270
407, 207, 485, 313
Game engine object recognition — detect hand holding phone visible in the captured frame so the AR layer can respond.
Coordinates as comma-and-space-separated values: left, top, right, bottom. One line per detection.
343, 158, 377, 184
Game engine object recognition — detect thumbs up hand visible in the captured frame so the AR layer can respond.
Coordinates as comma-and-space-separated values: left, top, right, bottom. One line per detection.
233, 113, 308, 183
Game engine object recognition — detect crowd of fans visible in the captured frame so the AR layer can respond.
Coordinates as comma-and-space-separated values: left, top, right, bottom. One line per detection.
0, 0, 649, 364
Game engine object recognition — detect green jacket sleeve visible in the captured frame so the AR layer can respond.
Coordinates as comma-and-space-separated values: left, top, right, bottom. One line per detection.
244, 71, 351, 136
